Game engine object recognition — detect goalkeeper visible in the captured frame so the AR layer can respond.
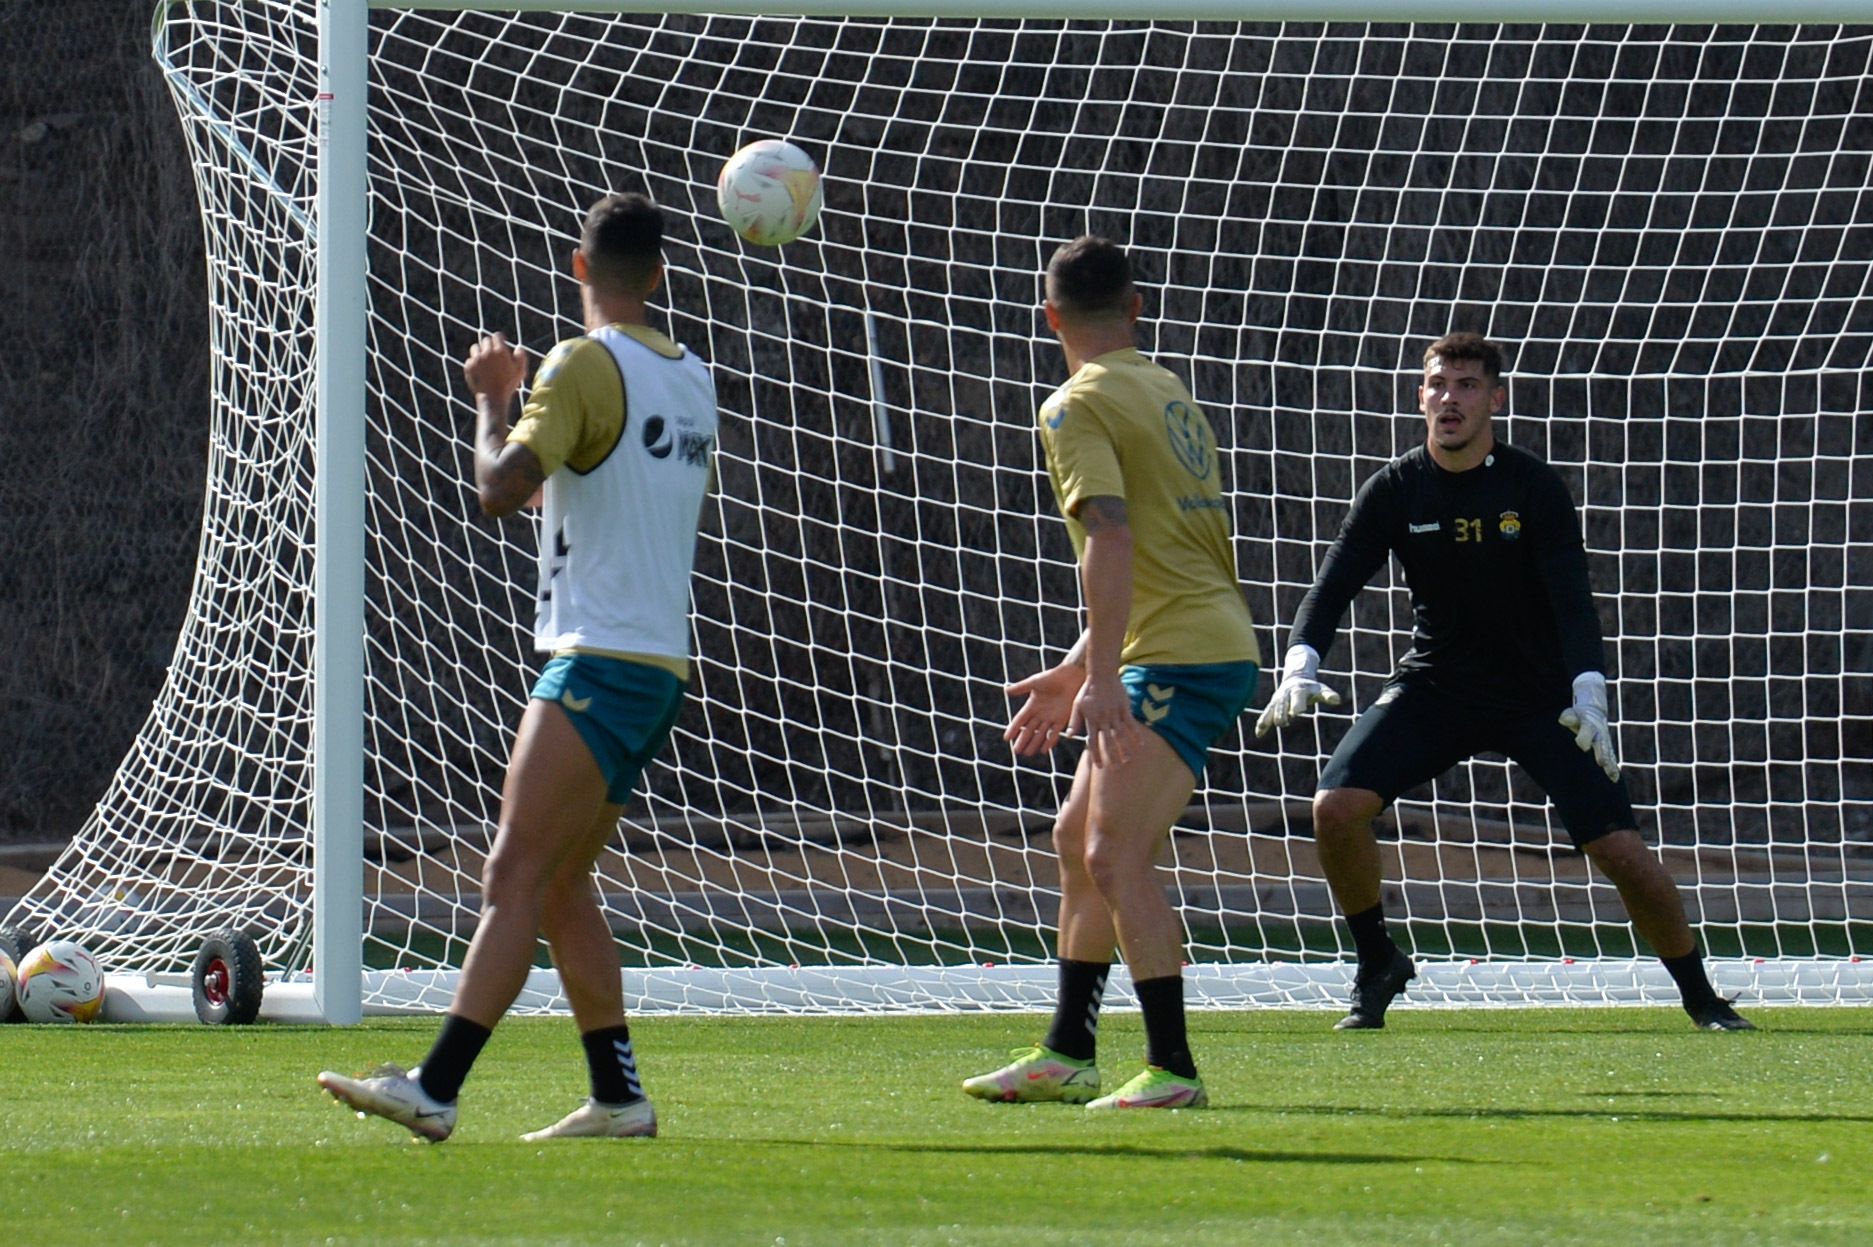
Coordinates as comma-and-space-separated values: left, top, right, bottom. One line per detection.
1255, 332, 1751, 1033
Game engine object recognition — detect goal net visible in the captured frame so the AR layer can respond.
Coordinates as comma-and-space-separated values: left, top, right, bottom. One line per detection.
11, 3, 1872, 1018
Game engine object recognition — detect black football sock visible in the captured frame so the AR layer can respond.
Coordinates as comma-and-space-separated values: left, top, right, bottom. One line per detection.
1661, 948, 1720, 1009
1041, 959, 1110, 1062
417, 1014, 492, 1103
1346, 903, 1398, 968
1133, 974, 1197, 1080
581, 1024, 646, 1105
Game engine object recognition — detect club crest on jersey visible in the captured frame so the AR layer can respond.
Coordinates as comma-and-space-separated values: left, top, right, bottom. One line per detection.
1164, 401, 1211, 479
1498, 510, 1522, 541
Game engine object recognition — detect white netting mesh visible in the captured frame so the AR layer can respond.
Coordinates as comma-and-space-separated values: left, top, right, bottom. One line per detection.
10, 7, 1871, 1013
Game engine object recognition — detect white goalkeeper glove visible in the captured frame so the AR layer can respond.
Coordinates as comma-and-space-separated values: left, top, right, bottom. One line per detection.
1558, 671, 1621, 782
1254, 645, 1342, 738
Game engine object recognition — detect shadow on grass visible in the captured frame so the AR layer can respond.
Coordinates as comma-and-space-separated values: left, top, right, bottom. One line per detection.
1258, 1103, 1873, 1126
1583, 1089, 1715, 1099
752, 1135, 1485, 1166
1190, 1014, 1873, 1040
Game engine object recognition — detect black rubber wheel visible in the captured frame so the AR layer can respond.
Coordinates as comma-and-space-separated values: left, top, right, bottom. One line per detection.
0, 925, 35, 1023
0, 924, 37, 966
191, 929, 264, 1025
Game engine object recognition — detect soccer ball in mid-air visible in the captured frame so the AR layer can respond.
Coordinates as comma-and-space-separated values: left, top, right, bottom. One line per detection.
717, 139, 823, 246
16, 940, 105, 1023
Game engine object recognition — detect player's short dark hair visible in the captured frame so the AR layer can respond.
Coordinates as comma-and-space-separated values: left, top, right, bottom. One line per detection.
1045, 235, 1135, 320
580, 192, 664, 294
1423, 332, 1506, 382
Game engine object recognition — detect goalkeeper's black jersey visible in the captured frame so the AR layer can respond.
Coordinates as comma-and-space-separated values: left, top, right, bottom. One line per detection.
1288, 441, 1605, 712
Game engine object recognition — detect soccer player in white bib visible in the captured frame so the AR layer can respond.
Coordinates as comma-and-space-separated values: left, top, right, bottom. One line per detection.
319, 192, 719, 1141
1255, 333, 1751, 1033
963, 237, 1262, 1110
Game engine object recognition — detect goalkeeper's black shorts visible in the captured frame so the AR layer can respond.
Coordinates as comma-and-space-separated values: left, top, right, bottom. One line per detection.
1317, 678, 1636, 848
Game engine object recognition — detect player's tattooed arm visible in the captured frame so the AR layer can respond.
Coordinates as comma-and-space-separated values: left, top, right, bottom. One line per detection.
464, 333, 545, 517
477, 436, 546, 519
1076, 494, 1129, 535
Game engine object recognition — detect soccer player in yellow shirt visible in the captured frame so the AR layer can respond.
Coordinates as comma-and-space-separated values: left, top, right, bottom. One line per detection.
963, 237, 1261, 1109
319, 192, 720, 1140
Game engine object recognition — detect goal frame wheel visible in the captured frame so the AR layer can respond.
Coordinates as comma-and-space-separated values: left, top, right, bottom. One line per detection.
0, 925, 36, 1022
191, 929, 264, 1025
0, 924, 39, 965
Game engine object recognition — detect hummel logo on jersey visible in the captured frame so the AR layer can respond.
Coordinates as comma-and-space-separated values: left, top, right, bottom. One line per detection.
1409, 521, 1441, 533
1142, 683, 1175, 724
560, 691, 593, 713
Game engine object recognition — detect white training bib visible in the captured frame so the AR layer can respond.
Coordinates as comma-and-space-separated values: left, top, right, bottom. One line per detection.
534, 325, 717, 660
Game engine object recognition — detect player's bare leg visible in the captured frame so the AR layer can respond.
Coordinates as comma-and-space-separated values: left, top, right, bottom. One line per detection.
1052, 760, 1118, 964
1079, 733, 1196, 982
1582, 829, 1695, 958
1313, 786, 1416, 1029
1074, 732, 1208, 1108
319, 700, 608, 1136
524, 797, 661, 1139
1583, 829, 1753, 1031
1311, 787, 1387, 914
452, 699, 612, 1027
968, 737, 1205, 1107
963, 764, 1114, 1106
541, 803, 629, 1031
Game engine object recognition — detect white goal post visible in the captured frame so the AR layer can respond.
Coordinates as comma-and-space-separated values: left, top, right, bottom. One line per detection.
7, 1, 1871, 1022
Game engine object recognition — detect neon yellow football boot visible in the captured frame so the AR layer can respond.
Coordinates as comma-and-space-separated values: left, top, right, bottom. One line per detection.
962, 1045, 1100, 1104
1084, 1065, 1208, 1110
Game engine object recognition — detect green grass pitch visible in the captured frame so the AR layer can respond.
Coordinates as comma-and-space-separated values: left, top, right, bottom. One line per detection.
4, 1008, 1870, 1245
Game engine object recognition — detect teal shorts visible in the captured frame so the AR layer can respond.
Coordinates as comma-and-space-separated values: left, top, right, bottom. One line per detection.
530, 654, 686, 804
1120, 661, 1262, 782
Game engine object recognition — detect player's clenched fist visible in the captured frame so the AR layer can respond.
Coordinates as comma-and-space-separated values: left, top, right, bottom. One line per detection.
463, 332, 529, 401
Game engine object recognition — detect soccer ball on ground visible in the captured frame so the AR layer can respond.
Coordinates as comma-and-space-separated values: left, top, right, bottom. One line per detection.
16, 940, 105, 1023
716, 139, 823, 246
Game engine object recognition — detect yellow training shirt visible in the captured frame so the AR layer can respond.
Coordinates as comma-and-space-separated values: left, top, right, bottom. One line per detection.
511, 324, 686, 476
1038, 347, 1260, 668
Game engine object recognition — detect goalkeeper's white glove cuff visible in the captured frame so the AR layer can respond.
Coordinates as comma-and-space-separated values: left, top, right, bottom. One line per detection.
1281, 644, 1321, 682
1571, 671, 1608, 714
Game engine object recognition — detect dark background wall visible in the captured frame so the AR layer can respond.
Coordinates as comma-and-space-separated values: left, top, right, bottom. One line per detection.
2, 8, 1868, 855
0, 0, 206, 843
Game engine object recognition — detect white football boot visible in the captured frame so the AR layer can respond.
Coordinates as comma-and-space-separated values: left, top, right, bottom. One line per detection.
317, 1063, 457, 1142
521, 1097, 658, 1140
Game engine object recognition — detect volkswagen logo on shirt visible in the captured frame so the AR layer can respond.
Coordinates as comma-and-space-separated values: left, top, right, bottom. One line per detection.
1164, 401, 1211, 479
